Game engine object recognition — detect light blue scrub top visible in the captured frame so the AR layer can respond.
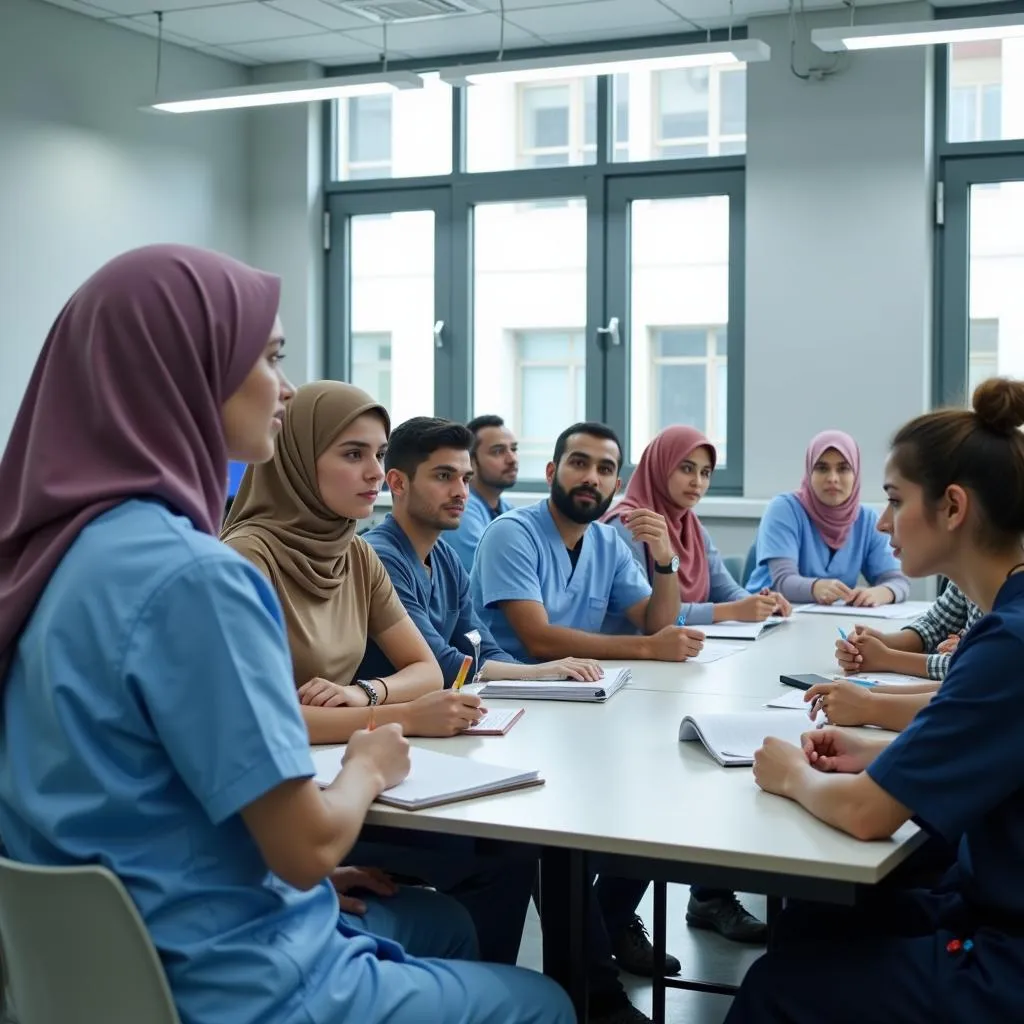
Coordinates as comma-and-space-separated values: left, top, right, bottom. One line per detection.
470, 500, 652, 662
447, 489, 512, 573
746, 492, 902, 593
0, 499, 405, 1024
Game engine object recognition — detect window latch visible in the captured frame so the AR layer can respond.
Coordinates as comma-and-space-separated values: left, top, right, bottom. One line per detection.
597, 316, 620, 347
433, 320, 445, 349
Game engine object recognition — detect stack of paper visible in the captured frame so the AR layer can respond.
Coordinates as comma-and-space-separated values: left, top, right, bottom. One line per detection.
793, 601, 933, 620
678, 710, 812, 767
479, 665, 631, 702
311, 746, 542, 810
702, 616, 789, 641
463, 707, 525, 735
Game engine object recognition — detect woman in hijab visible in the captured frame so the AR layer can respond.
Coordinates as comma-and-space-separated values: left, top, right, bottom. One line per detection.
746, 430, 910, 606
0, 245, 572, 1024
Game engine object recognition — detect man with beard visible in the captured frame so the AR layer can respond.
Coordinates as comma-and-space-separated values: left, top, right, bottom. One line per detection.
447, 415, 519, 572
360, 417, 602, 689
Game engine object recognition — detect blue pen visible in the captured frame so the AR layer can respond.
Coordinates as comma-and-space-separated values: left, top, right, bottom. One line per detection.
837, 627, 849, 642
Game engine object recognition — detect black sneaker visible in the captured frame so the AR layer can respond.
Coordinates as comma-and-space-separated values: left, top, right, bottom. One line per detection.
588, 993, 653, 1024
685, 893, 767, 944
609, 914, 681, 977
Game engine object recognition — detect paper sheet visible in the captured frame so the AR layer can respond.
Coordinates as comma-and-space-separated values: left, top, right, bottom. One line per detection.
691, 641, 746, 664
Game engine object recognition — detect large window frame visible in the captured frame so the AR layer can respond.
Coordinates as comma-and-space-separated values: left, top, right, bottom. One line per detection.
323, 32, 747, 493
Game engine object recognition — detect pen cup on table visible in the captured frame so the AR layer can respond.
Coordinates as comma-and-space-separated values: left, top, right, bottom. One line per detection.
464, 629, 482, 684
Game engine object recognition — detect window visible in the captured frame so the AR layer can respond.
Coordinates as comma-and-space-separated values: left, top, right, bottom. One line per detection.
650, 327, 728, 461
516, 331, 587, 479
947, 40, 1013, 143
350, 333, 393, 411
344, 95, 392, 180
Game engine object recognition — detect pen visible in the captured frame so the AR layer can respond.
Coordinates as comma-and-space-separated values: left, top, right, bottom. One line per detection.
837, 627, 849, 642
452, 655, 473, 691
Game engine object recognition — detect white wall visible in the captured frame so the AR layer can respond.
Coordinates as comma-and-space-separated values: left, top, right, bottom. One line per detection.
0, 0, 251, 443
743, 2, 935, 501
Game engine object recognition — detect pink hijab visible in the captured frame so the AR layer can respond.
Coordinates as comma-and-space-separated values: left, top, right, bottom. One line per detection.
602, 425, 716, 603
0, 244, 280, 687
795, 430, 862, 549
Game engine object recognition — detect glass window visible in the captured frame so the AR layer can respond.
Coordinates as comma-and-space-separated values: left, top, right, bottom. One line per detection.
466, 76, 597, 172
471, 199, 588, 479
335, 74, 452, 181
947, 40, 1019, 143
613, 63, 746, 163
349, 211, 435, 423
627, 194, 731, 464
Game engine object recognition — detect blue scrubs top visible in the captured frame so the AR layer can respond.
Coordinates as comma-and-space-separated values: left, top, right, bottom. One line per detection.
447, 489, 512, 573
867, 572, 1024, 1018
0, 499, 405, 1024
746, 493, 902, 593
360, 515, 515, 688
470, 500, 652, 662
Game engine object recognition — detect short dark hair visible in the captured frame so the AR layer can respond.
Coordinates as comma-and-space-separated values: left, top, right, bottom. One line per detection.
385, 417, 474, 478
466, 414, 505, 457
552, 422, 623, 471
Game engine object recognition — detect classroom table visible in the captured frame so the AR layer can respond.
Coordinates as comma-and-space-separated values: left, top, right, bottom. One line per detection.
316, 605, 929, 1021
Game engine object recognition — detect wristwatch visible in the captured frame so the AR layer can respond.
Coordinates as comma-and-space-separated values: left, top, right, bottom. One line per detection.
654, 555, 680, 575
352, 679, 379, 706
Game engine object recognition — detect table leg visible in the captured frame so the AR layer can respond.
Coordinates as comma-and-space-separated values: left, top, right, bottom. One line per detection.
539, 847, 588, 1021
652, 880, 667, 1024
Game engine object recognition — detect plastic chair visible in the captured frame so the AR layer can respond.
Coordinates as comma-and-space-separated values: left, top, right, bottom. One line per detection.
0, 857, 180, 1024
722, 554, 744, 585
742, 543, 758, 588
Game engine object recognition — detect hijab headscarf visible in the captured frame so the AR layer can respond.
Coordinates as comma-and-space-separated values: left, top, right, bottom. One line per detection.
602, 425, 716, 603
795, 430, 862, 550
0, 244, 280, 687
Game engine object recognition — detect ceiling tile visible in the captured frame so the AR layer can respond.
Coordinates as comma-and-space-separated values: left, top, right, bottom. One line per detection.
35, 0, 118, 16
342, 11, 540, 59
226, 30, 392, 62
75, 0, 253, 13
507, 0, 686, 37
470, 0, 600, 10
108, 14, 207, 46
152, 1, 323, 43
193, 42, 267, 64
264, 0, 371, 31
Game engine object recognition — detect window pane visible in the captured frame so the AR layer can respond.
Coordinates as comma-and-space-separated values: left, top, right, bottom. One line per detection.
947, 41, 1021, 143
335, 73, 452, 181
472, 200, 588, 475
613, 64, 746, 163
628, 195, 730, 463
967, 182, 1024, 396
466, 76, 598, 172
350, 211, 434, 423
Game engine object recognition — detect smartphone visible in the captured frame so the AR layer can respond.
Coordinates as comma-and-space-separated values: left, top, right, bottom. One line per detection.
779, 673, 834, 691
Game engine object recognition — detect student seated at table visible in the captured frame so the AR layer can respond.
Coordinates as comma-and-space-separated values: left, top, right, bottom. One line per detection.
746, 430, 910, 607
728, 377, 1024, 1024
222, 381, 482, 745
0, 245, 573, 1024
447, 414, 519, 572
602, 425, 786, 945
360, 416, 603, 688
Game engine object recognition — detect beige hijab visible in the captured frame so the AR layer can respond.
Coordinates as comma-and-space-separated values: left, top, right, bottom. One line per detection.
222, 381, 404, 686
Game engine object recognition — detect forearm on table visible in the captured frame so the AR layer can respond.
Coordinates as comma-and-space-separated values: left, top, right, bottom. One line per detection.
301, 703, 411, 745
786, 765, 900, 842
480, 659, 538, 680
365, 662, 441, 703
767, 558, 816, 604
874, 648, 931, 678
519, 624, 651, 661
866, 691, 932, 731
884, 628, 926, 653
873, 681, 940, 695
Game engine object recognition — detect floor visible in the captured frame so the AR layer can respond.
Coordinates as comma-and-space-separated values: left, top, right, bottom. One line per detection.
517, 884, 766, 1024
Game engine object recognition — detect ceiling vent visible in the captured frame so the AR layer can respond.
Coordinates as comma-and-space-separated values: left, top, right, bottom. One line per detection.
335, 0, 483, 23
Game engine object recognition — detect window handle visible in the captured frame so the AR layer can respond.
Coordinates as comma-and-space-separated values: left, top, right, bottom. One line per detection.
597, 316, 620, 347
433, 319, 445, 349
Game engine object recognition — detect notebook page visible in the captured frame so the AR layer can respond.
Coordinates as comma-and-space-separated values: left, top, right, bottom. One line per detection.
463, 707, 524, 735
691, 641, 746, 664
680, 711, 811, 762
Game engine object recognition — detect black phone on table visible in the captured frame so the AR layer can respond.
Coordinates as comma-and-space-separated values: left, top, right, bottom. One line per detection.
779, 673, 833, 691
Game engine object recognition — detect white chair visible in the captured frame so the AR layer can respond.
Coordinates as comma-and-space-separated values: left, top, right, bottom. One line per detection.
0, 856, 180, 1024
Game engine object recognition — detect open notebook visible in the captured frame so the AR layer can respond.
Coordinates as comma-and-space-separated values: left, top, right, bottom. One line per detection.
678, 710, 812, 767
479, 665, 631, 702
701, 617, 789, 641
311, 746, 542, 810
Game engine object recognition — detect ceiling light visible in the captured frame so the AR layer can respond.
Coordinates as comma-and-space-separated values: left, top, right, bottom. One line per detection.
149, 71, 423, 114
438, 40, 770, 87
812, 12, 1024, 52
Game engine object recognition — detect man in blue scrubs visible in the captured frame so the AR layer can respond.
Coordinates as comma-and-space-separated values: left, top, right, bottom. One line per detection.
447, 415, 518, 572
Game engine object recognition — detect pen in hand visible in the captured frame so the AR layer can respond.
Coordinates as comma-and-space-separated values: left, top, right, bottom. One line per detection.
452, 655, 473, 692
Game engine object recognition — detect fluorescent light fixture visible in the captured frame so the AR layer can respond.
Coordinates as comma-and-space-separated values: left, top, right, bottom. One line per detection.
149, 70, 423, 114
812, 12, 1024, 52
438, 39, 770, 86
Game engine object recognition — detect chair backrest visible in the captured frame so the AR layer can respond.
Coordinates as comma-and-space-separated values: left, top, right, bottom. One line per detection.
722, 554, 744, 586
0, 857, 180, 1024
742, 542, 758, 588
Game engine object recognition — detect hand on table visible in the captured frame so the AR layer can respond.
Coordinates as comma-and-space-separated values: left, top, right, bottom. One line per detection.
729, 592, 778, 622
804, 681, 874, 727
645, 625, 705, 662
800, 727, 878, 774
834, 625, 890, 674
812, 579, 855, 605
298, 677, 362, 708
849, 585, 895, 608
937, 633, 961, 656
342, 722, 411, 791
762, 589, 792, 617
402, 689, 484, 737
533, 657, 604, 682
752, 737, 808, 797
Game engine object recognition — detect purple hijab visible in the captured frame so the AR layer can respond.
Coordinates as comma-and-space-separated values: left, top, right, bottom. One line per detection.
794, 430, 862, 550
0, 244, 280, 685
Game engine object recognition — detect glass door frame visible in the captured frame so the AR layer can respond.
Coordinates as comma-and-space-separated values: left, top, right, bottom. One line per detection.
325, 188, 454, 417
603, 168, 746, 492
937, 154, 1024, 406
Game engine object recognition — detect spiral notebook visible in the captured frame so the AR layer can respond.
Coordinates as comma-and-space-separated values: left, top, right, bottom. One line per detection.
479, 666, 631, 702
311, 746, 542, 810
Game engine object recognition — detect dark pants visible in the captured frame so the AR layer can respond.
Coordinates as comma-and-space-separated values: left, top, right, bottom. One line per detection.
689, 885, 731, 901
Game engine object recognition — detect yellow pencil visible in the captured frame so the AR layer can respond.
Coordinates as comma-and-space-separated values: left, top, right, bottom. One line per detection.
367, 705, 376, 731
453, 655, 473, 691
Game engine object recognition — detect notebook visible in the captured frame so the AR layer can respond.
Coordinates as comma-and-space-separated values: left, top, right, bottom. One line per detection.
479, 665, 631, 702
793, 601, 933, 620
701, 617, 788, 641
311, 746, 542, 810
678, 710, 812, 767
837, 671, 925, 687
463, 707, 525, 735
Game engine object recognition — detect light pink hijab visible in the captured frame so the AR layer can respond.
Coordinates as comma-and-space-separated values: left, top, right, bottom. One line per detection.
602, 425, 716, 602
0, 244, 280, 687
795, 430, 862, 549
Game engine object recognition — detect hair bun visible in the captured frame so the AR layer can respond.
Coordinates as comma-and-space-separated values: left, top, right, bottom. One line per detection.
973, 377, 1024, 434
